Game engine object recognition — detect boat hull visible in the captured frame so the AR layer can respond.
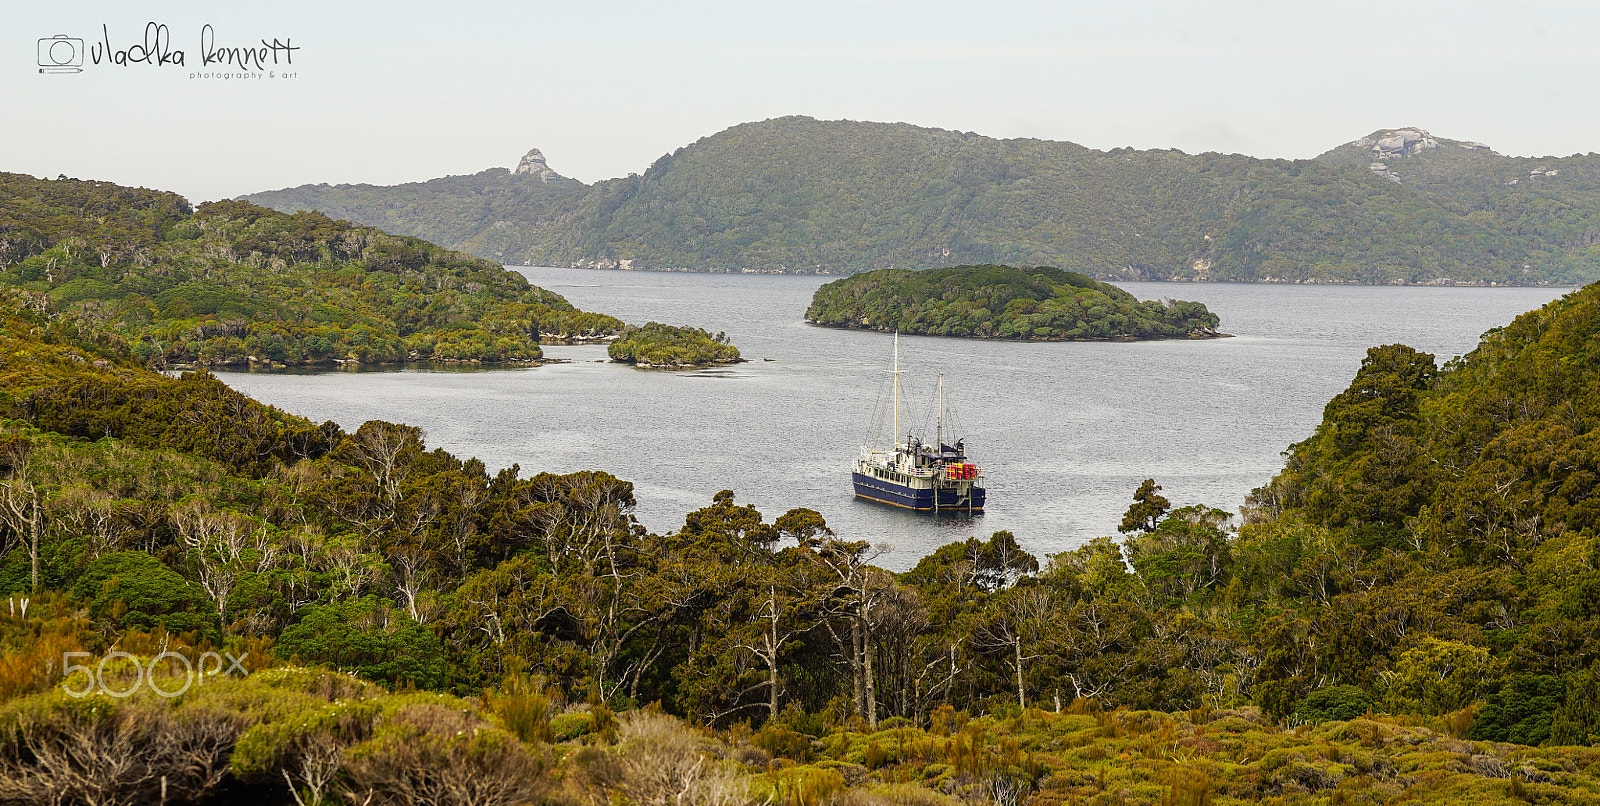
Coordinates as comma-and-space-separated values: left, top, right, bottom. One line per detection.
852, 472, 985, 513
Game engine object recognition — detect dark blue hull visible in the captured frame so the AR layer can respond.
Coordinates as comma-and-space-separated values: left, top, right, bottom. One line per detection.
853, 472, 985, 512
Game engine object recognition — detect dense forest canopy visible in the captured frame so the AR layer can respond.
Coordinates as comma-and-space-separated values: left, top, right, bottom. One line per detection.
1239, 283, 1600, 746
805, 265, 1221, 340
0, 173, 624, 366
245, 118, 1600, 285
8, 171, 1600, 799
3, 276, 1600, 801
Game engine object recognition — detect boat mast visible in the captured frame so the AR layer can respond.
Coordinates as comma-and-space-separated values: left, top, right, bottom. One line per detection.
935, 372, 945, 514
892, 332, 901, 444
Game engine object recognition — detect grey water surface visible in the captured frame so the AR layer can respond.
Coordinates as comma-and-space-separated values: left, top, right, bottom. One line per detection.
215, 269, 1570, 568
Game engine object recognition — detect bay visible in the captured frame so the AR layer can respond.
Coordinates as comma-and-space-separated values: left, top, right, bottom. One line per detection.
215, 270, 1570, 567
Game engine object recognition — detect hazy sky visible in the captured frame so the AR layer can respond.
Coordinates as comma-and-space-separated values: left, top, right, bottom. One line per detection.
6, 1, 1599, 202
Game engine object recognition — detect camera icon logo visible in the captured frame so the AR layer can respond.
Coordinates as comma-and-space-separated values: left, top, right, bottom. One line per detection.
38, 35, 84, 74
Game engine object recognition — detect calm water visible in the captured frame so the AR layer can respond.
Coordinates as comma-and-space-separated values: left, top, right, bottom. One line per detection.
216, 271, 1570, 567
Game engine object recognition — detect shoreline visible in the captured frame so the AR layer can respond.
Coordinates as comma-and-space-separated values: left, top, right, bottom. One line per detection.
515, 263, 1583, 288
804, 321, 1232, 343
172, 357, 563, 373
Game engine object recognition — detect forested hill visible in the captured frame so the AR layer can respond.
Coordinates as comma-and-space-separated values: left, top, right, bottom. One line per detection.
1239, 283, 1600, 745
237, 160, 586, 256
244, 117, 1600, 285
806, 264, 1221, 340
0, 172, 623, 366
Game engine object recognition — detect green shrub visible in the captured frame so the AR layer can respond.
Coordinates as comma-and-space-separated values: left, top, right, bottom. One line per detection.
1293, 686, 1376, 724
769, 765, 843, 806
1551, 665, 1600, 746
864, 741, 889, 769
274, 597, 448, 690
590, 703, 618, 745
1470, 674, 1565, 746
755, 724, 813, 762
72, 551, 215, 638
550, 711, 594, 742
1381, 638, 1499, 716
341, 702, 552, 804
490, 689, 554, 745
776, 702, 833, 738
230, 697, 381, 781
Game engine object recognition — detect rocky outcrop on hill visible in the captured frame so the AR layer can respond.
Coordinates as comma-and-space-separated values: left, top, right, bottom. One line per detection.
514, 148, 566, 183
1347, 128, 1494, 162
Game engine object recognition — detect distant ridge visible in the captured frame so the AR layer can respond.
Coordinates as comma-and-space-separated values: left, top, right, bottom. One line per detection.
242, 118, 1600, 285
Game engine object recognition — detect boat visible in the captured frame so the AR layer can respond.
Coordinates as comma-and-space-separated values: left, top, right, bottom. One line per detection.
852, 335, 986, 513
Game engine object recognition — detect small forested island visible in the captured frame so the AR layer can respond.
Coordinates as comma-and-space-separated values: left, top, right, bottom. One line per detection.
806, 264, 1222, 340
7, 261, 1600, 802
0, 173, 624, 367
607, 321, 742, 368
